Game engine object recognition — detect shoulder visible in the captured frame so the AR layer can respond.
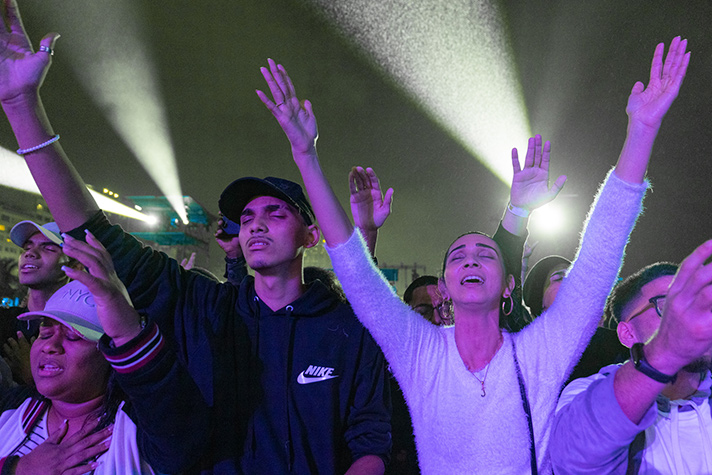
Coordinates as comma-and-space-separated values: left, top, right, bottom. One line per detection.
558, 363, 621, 412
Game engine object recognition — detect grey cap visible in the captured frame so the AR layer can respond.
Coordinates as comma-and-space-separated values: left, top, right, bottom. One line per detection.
10, 221, 63, 248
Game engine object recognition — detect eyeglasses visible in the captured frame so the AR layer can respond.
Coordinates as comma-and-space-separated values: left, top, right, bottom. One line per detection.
625, 295, 666, 323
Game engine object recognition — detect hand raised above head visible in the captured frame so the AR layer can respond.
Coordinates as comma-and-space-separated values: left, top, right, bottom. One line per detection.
349, 166, 394, 232
509, 134, 567, 212
60, 231, 142, 345
256, 58, 318, 158
626, 37, 690, 130
0, 0, 59, 103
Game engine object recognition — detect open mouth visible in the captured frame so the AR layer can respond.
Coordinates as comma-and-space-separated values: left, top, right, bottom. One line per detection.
460, 275, 484, 285
37, 363, 63, 376
247, 238, 270, 250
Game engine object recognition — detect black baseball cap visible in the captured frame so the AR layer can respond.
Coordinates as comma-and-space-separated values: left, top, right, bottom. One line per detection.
219, 176, 315, 226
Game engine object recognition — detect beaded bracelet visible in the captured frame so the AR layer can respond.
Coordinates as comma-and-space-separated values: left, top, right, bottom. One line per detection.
17, 134, 60, 155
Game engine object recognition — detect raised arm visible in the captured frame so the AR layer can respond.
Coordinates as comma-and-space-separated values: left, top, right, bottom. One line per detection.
258, 61, 387, 474
60, 231, 211, 472
0, 0, 99, 231
613, 36, 689, 184
256, 59, 353, 246
549, 37, 692, 473
605, 37, 690, 424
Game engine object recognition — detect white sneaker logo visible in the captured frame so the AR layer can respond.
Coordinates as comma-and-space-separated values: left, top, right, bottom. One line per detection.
297, 365, 339, 384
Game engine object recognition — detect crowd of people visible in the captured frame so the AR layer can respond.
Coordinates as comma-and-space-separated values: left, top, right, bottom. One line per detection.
0, 0, 709, 473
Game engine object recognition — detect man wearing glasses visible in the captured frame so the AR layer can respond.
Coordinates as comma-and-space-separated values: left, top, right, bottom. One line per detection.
550, 252, 712, 474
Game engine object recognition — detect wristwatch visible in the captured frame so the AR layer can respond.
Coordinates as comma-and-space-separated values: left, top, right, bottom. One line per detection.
630, 342, 677, 384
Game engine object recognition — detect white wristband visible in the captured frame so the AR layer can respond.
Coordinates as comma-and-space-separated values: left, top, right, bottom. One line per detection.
507, 202, 531, 218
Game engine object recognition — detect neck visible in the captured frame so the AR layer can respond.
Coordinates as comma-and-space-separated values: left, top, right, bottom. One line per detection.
26, 282, 65, 311
661, 370, 705, 401
253, 261, 305, 311
454, 305, 503, 371
49, 393, 106, 437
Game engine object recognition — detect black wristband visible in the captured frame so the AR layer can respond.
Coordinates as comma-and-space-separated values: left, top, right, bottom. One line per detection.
630, 342, 677, 384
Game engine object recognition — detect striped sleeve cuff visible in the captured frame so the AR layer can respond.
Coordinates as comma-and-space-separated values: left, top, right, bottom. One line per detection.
99, 322, 165, 374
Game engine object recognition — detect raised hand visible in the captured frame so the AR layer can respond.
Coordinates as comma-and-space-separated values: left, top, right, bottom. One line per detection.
349, 166, 394, 232
509, 135, 567, 211
647, 240, 712, 373
256, 58, 318, 157
0, 0, 59, 102
180, 252, 197, 270
60, 231, 142, 346
626, 37, 690, 130
15, 420, 112, 475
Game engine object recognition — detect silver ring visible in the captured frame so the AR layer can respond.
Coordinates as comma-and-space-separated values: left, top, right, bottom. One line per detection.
39, 45, 54, 56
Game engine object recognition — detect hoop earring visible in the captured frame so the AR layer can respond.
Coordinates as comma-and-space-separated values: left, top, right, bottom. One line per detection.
438, 299, 455, 326
501, 294, 513, 316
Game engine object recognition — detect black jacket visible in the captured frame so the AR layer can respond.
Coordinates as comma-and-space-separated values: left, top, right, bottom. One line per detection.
69, 212, 391, 474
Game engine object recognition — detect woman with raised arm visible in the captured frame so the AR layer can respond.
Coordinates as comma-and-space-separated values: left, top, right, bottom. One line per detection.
255, 36, 689, 474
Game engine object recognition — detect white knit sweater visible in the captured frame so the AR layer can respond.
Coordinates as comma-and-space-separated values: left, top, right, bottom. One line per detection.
327, 170, 647, 474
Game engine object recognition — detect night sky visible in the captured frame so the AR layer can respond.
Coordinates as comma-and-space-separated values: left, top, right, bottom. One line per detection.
3, 0, 711, 281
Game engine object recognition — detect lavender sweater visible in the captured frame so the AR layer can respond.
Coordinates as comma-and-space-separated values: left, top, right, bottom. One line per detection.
327, 170, 647, 474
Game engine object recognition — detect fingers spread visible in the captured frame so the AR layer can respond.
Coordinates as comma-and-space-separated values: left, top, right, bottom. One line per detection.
383, 187, 394, 208
551, 174, 567, 194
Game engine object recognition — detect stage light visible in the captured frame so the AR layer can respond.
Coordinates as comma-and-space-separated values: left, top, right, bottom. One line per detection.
0, 149, 155, 223
30, 1, 188, 224
308, 0, 531, 183
530, 202, 566, 236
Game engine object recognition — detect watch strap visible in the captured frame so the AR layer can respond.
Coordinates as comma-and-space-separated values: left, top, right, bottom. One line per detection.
630, 342, 677, 384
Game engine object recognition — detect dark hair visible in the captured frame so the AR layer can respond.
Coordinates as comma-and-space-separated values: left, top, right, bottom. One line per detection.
304, 267, 346, 303
605, 262, 678, 325
441, 231, 496, 276
97, 372, 128, 430
522, 256, 571, 318
403, 275, 439, 304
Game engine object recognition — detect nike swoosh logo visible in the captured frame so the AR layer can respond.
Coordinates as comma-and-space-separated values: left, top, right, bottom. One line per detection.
297, 372, 339, 384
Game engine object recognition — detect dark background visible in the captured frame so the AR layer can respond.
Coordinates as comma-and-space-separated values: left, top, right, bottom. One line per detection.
4, 0, 711, 280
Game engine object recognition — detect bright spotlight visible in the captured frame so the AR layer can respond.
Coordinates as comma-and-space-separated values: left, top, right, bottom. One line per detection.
0, 148, 155, 223
31, 1, 188, 224
530, 202, 566, 236
308, 0, 531, 183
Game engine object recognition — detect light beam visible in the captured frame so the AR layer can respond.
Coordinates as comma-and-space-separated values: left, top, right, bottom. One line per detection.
0, 149, 155, 223
308, 0, 531, 182
29, 0, 188, 223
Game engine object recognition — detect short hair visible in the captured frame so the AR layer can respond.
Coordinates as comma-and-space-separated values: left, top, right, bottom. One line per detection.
304, 267, 346, 303
403, 275, 439, 305
605, 262, 678, 325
